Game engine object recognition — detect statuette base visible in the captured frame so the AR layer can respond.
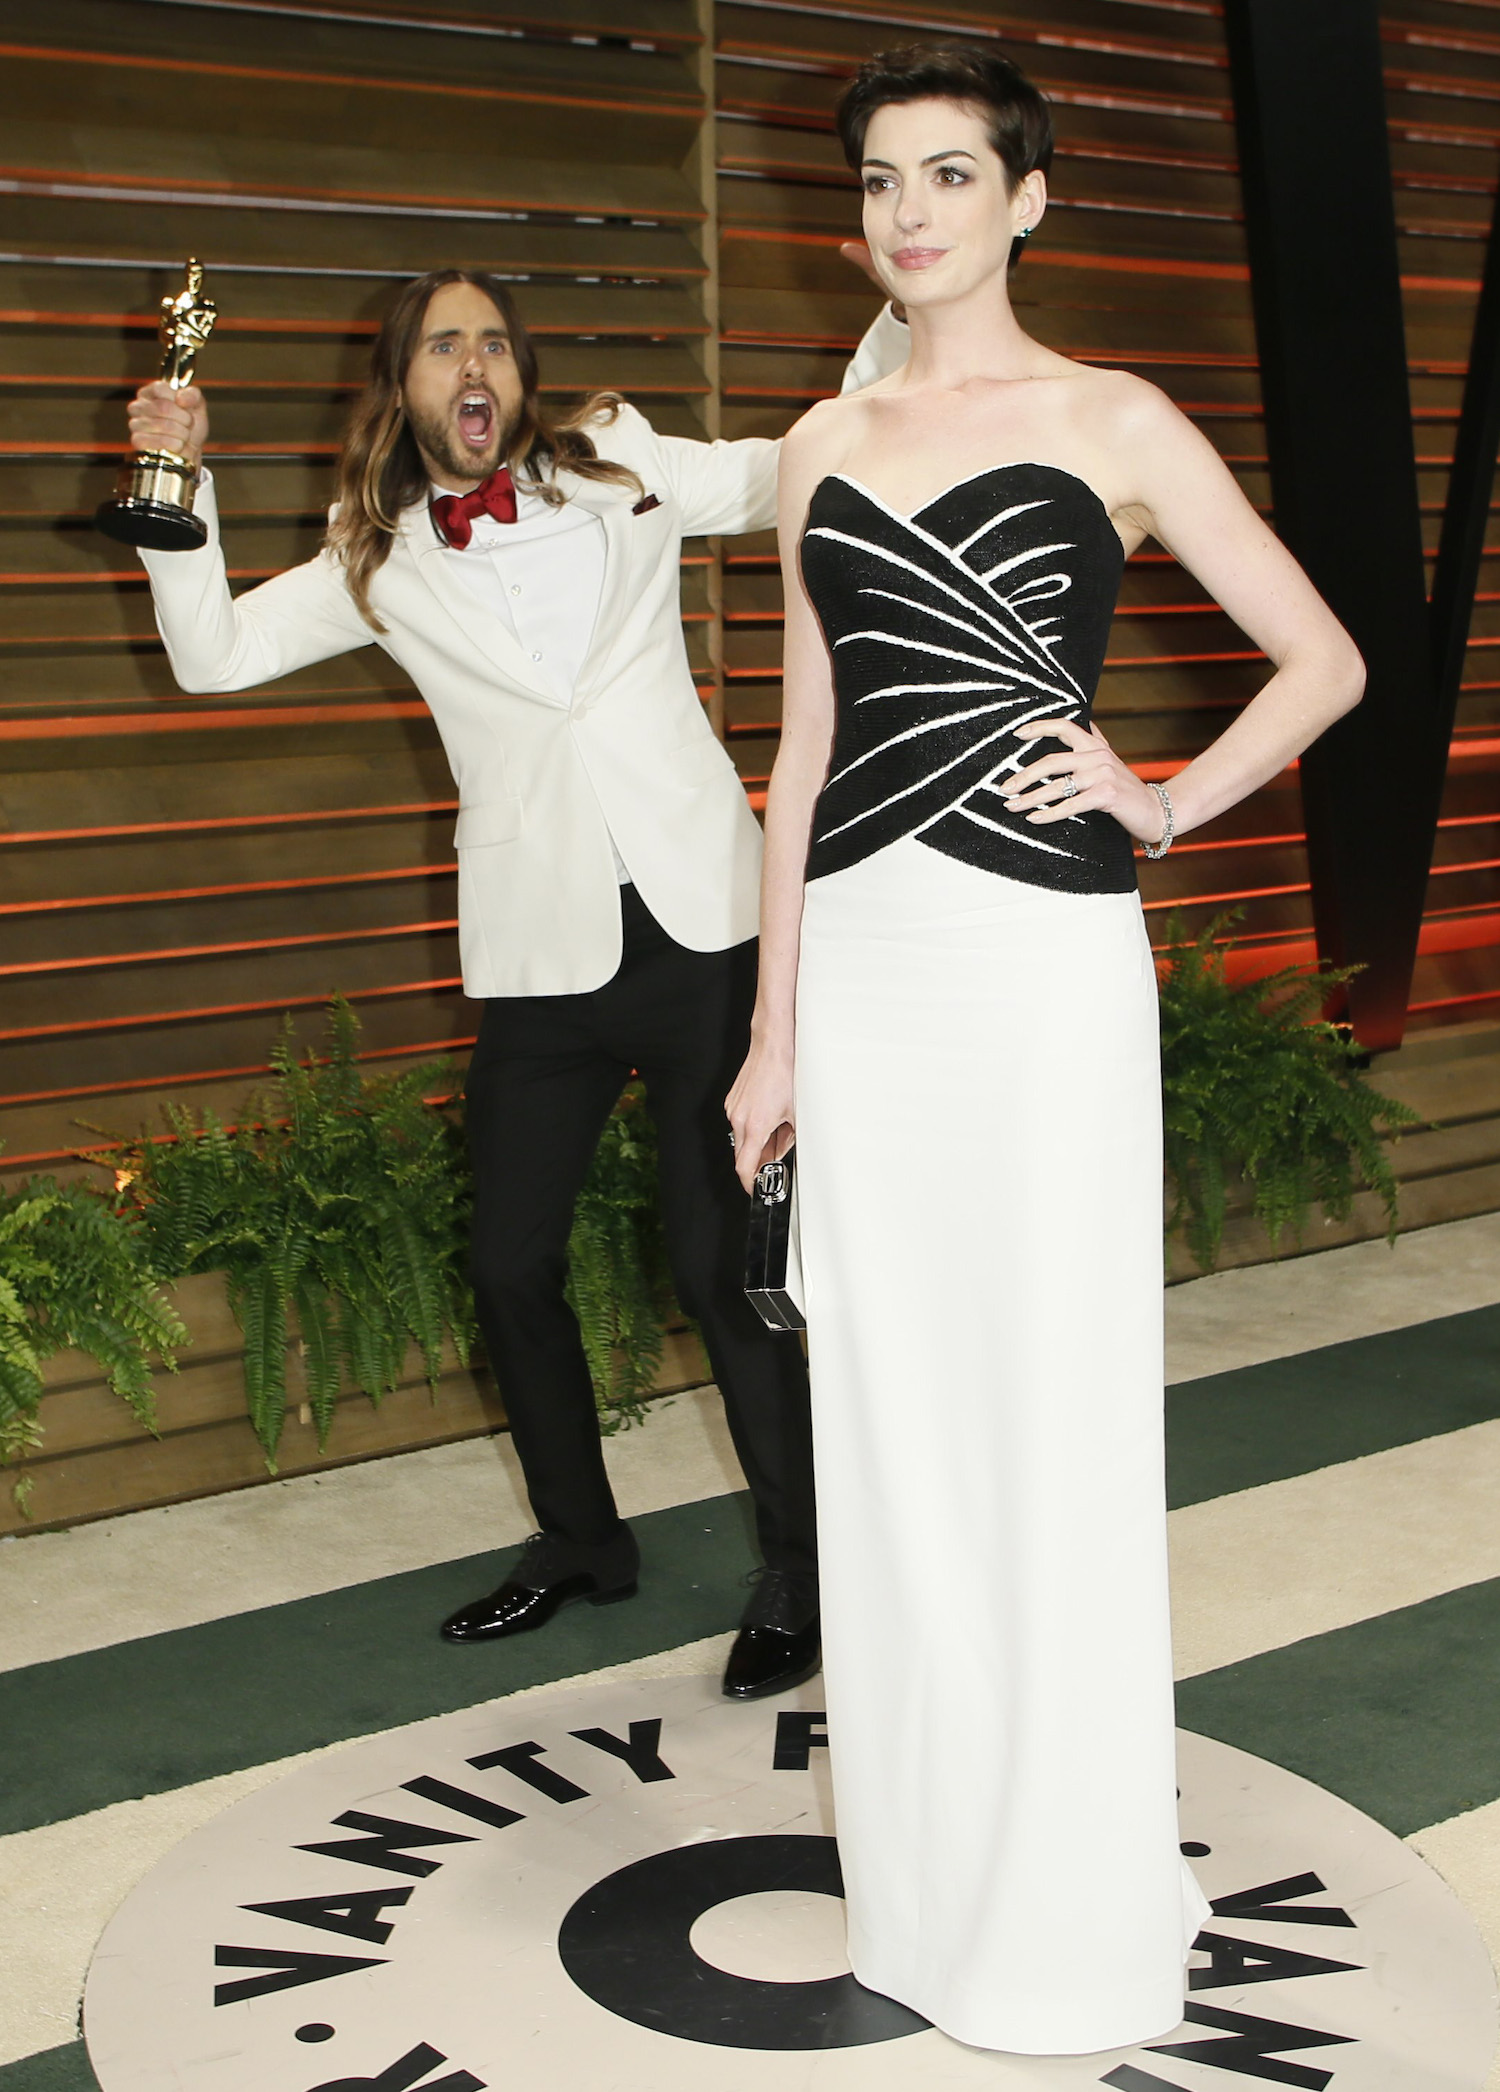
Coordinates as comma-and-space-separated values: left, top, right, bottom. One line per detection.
95, 452, 205, 551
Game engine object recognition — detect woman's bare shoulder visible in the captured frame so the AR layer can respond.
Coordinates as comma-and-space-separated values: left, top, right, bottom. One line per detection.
1060, 363, 1234, 529
1066, 362, 1193, 446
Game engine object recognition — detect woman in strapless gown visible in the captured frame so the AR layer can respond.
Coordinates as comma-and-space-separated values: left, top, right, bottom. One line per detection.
727, 40, 1363, 2059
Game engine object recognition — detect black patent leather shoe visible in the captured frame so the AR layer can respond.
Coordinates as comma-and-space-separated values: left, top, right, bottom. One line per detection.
440, 1528, 639, 1644
722, 1569, 821, 1700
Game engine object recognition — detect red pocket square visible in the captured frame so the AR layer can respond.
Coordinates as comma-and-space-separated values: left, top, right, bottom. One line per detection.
632, 492, 662, 515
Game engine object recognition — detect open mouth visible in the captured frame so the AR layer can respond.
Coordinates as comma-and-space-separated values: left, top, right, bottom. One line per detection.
456, 391, 495, 449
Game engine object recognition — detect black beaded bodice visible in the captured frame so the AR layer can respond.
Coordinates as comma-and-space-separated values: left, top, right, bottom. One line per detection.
801, 464, 1137, 894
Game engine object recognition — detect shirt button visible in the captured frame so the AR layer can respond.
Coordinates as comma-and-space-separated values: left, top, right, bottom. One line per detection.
510, 584, 521, 596
531, 651, 543, 661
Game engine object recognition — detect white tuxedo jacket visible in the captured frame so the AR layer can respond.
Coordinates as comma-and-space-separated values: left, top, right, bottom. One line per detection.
139, 304, 910, 997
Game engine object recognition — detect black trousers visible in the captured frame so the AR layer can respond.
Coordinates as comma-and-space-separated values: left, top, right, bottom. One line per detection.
465, 884, 817, 1581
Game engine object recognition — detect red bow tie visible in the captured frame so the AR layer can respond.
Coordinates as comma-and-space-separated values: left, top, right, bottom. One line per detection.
432, 466, 517, 549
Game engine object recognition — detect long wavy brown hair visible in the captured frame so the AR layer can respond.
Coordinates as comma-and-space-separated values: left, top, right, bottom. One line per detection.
326, 269, 642, 629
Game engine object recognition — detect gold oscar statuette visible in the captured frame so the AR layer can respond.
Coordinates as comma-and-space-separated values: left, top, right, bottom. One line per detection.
96, 258, 218, 551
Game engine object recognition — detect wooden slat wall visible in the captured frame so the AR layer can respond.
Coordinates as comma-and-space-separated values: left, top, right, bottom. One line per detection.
0, 0, 717, 1172
712, 0, 1500, 1028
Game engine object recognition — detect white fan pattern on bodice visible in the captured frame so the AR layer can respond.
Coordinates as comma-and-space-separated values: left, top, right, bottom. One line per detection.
801, 464, 1136, 896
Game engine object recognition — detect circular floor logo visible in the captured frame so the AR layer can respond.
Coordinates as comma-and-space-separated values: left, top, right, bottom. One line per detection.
84, 1674, 1496, 2089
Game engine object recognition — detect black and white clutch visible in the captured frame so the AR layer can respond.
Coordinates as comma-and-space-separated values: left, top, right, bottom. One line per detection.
744, 1149, 806, 1333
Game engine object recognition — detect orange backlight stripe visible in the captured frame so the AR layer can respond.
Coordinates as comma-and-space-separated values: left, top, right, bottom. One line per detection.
1142, 881, 1309, 911
0, 41, 702, 120
1387, 64, 1500, 104
723, 651, 1265, 682
723, 599, 1229, 624
0, 863, 458, 918
0, 800, 458, 847
717, 24, 1227, 73
1149, 907, 1500, 971
2, 376, 360, 396
0, 1033, 478, 1112
7, 1116, 423, 1169
718, 75, 1230, 128
0, 163, 708, 226
0, 312, 702, 338
173, 0, 703, 43
1415, 909, 1500, 954
0, 442, 341, 458
1171, 829, 1305, 854
2, 377, 709, 402
0, 975, 466, 1046
1, 917, 459, 981
717, 225, 1484, 295
720, 224, 1253, 280
1410, 986, 1500, 1014
0, 701, 431, 740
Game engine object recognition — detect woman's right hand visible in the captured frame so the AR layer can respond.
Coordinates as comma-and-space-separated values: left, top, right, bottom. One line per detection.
726, 1034, 796, 1194
127, 379, 209, 470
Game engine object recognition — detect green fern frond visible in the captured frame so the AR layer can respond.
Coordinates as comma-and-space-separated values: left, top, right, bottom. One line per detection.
0, 1167, 185, 1498
1158, 909, 1423, 1272
381, 1204, 450, 1386
0, 1350, 46, 1467
293, 1275, 342, 1449
233, 1261, 289, 1470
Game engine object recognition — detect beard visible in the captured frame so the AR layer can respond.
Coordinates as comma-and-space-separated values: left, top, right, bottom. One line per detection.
405, 389, 519, 486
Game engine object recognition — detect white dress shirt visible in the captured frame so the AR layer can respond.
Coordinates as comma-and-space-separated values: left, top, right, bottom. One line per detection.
432, 475, 632, 881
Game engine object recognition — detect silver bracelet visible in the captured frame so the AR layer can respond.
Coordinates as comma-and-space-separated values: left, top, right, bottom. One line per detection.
1142, 781, 1175, 859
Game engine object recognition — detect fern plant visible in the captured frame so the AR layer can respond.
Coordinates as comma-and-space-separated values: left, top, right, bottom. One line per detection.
1158, 911, 1423, 1271
106, 1000, 678, 1464
111, 999, 475, 1469
0, 1170, 186, 1512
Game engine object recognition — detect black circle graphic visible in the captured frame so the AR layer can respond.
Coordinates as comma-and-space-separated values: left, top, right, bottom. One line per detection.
557, 1835, 929, 2050
295, 2025, 335, 2043
1181, 1841, 1212, 1859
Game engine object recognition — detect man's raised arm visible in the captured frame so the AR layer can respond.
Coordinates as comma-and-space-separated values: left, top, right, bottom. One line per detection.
128, 378, 376, 696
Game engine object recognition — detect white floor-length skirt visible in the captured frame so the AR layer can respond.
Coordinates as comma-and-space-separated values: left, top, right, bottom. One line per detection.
794, 834, 1208, 2055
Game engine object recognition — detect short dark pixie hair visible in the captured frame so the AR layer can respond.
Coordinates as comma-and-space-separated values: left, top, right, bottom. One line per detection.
836, 40, 1054, 196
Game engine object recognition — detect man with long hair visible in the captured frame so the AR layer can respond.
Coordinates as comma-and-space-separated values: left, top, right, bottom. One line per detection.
127, 268, 905, 1701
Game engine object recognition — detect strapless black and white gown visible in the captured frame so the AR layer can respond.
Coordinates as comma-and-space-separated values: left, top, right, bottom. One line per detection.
794, 465, 1208, 2054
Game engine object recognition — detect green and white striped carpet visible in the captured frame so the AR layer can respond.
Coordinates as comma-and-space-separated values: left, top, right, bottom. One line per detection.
3, 1213, 1498, 2089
